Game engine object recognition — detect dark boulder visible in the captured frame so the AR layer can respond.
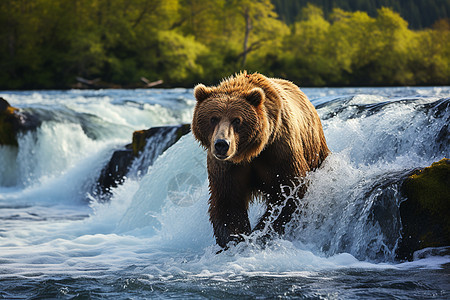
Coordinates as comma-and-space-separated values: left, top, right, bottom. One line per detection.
132, 124, 191, 156
352, 158, 449, 261
95, 124, 191, 199
397, 158, 450, 260
0, 98, 19, 146
0, 97, 40, 146
96, 147, 135, 196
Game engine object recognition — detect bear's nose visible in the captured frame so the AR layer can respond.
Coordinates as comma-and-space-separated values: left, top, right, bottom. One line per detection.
214, 139, 230, 156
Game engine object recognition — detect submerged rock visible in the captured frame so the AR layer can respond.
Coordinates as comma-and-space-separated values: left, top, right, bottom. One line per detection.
0, 98, 19, 146
96, 147, 135, 196
0, 98, 40, 146
96, 124, 191, 198
132, 124, 191, 156
318, 158, 449, 262
397, 158, 450, 260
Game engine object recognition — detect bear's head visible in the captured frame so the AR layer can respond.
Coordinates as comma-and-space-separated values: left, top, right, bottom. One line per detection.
192, 84, 271, 164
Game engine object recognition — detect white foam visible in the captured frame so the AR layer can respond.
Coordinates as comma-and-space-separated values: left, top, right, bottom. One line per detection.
116, 133, 208, 233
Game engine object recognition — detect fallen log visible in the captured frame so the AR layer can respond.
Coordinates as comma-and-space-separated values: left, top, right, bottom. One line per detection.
140, 77, 163, 88
75, 77, 101, 87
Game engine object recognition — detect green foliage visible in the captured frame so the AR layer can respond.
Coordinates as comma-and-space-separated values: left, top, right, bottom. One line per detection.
156, 30, 207, 83
282, 4, 334, 86
277, 5, 450, 86
272, 0, 450, 29
0, 0, 449, 89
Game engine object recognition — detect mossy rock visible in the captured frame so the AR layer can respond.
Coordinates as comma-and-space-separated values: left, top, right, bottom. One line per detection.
0, 98, 19, 146
96, 149, 135, 199
397, 158, 450, 260
131, 124, 190, 156
96, 124, 191, 200
132, 129, 148, 156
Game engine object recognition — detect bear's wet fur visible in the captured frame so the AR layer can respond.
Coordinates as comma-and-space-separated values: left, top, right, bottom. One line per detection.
192, 72, 329, 247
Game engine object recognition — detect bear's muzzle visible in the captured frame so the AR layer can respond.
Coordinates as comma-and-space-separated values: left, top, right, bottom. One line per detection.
214, 139, 230, 159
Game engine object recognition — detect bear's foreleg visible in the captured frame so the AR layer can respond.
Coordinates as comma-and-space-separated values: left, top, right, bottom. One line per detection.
253, 183, 306, 238
209, 205, 251, 247
252, 198, 298, 243
207, 156, 252, 247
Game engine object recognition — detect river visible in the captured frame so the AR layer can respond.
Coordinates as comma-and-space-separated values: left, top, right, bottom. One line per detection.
0, 87, 449, 299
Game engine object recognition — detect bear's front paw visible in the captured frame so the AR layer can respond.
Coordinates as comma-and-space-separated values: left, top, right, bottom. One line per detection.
214, 224, 232, 248
215, 234, 246, 254
214, 224, 248, 248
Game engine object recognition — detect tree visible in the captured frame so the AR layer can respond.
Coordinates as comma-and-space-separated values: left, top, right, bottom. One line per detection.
329, 9, 374, 75
282, 4, 332, 85
226, 0, 288, 68
409, 19, 450, 84
0, 0, 449, 89
370, 7, 415, 84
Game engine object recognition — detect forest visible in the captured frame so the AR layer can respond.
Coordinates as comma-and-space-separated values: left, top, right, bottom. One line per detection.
272, 0, 450, 29
0, 0, 449, 89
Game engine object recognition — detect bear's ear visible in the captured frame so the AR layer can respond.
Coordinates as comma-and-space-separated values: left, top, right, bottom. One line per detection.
194, 84, 212, 103
245, 88, 264, 107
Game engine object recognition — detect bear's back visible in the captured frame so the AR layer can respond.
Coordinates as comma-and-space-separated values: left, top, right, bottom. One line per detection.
269, 77, 329, 170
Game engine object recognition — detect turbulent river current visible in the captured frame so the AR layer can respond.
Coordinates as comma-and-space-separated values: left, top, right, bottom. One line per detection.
0, 87, 449, 299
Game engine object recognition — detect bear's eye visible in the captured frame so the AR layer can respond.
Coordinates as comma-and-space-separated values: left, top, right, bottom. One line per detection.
232, 118, 241, 126
210, 117, 219, 125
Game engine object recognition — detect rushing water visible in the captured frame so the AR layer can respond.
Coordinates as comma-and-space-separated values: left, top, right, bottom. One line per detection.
0, 87, 449, 299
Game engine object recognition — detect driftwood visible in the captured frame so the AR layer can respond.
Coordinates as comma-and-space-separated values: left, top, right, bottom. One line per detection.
75, 77, 101, 87
140, 77, 163, 87
74, 76, 163, 89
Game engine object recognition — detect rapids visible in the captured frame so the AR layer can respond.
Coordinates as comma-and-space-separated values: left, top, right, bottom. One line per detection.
0, 87, 449, 299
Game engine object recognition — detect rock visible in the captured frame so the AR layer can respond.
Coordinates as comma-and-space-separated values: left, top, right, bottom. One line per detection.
0, 98, 20, 146
96, 148, 135, 197
397, 158, 450, 260
363, 172, 404, 261
95, 124, 191, 199
0, 97, 41, 146
0, 97, 11, 111
359, 159, 449, 261
131, 124, 191, 156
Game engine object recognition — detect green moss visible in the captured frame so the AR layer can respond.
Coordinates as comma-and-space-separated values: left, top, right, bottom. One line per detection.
404, 158, 450, 223
132, 130, 147, 156
131, 125, 191, 157
398, 158, 450, 260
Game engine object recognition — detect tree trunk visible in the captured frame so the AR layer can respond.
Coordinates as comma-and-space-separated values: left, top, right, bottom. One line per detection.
242, 8, 252, 68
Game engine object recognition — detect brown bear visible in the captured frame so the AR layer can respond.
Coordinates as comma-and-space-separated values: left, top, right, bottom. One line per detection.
192, 72, 329, 247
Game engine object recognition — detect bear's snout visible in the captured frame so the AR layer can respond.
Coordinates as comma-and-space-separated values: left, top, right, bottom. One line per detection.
211, 119, 236, 160
214, 139, 230, 158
